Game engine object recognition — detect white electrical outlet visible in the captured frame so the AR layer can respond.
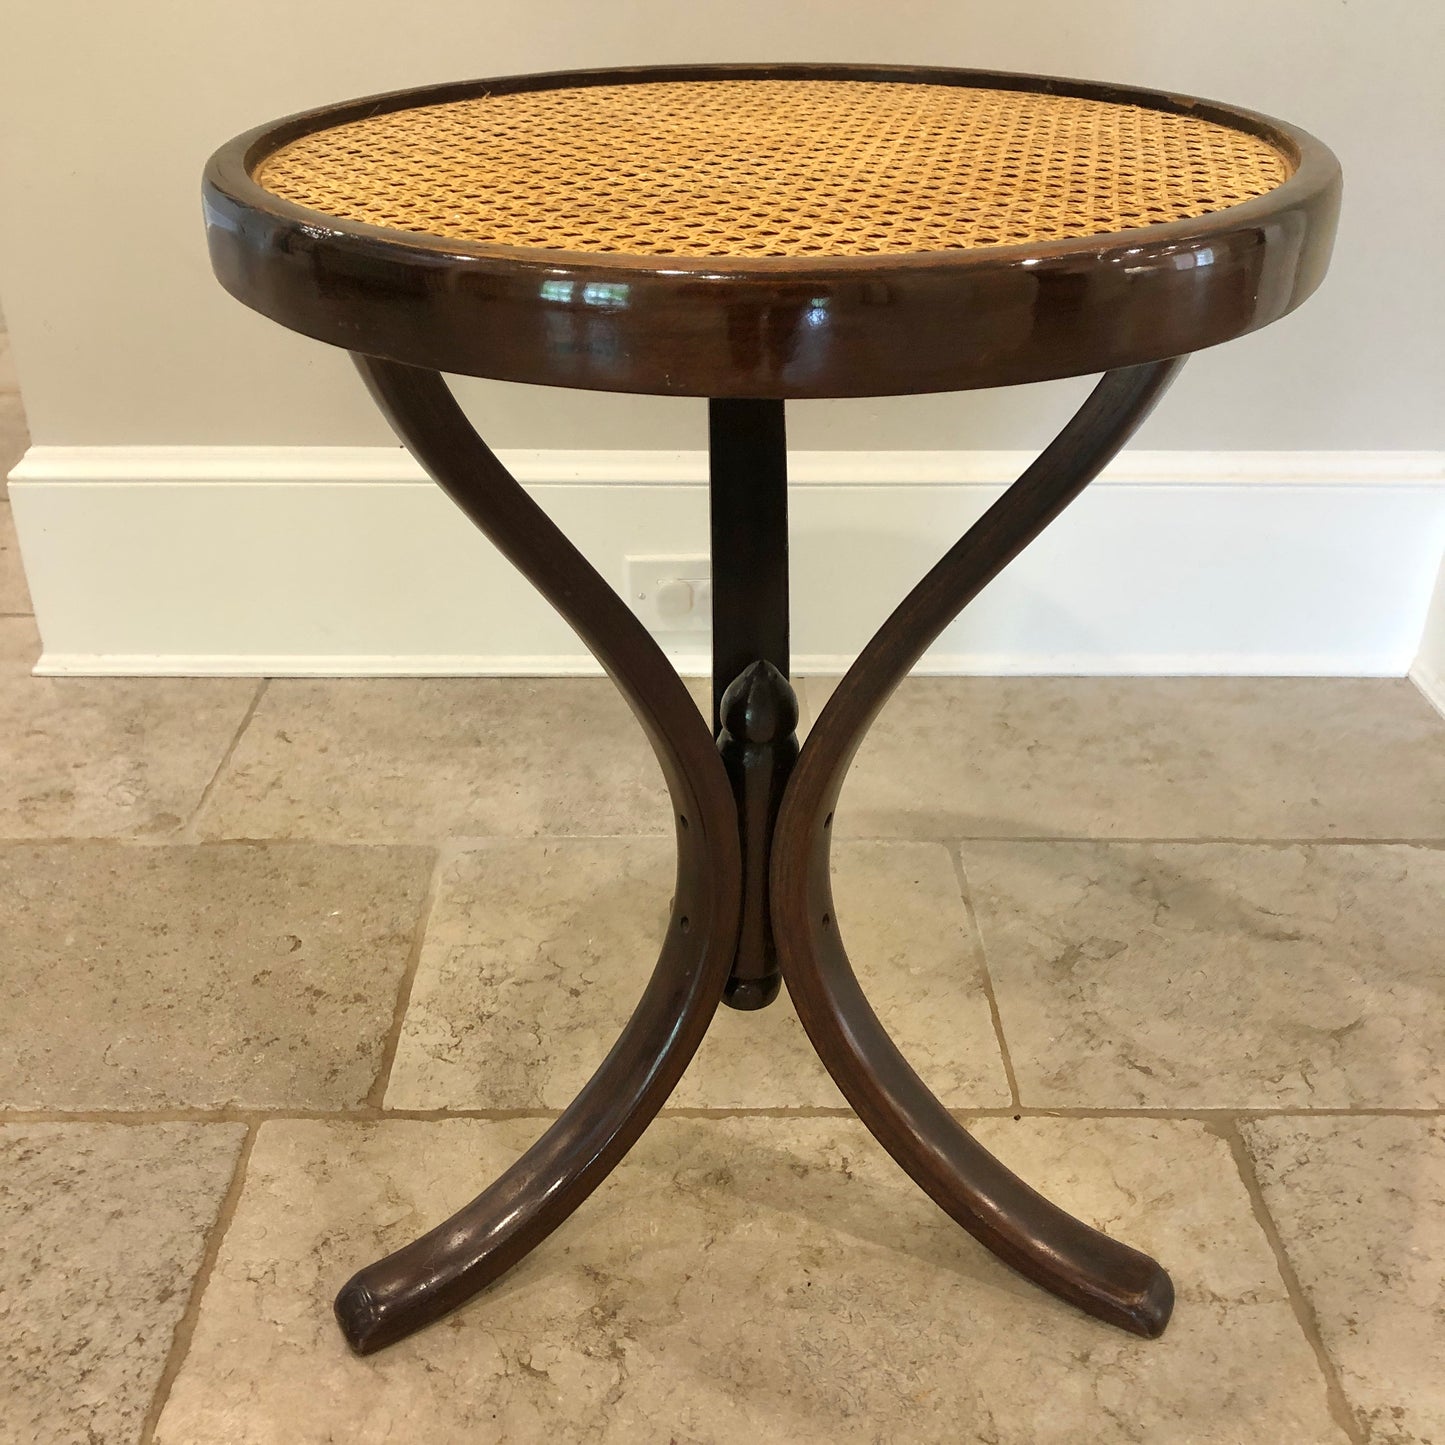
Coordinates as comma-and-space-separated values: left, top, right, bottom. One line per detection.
625, 555, 712, 633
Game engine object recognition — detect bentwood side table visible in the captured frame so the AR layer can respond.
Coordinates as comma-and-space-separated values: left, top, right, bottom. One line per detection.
203, 63, 1340, 1356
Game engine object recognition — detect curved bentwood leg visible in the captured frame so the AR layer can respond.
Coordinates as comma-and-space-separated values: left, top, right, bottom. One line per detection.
335, 357, 742, 1354
771, 360, 1186, 1339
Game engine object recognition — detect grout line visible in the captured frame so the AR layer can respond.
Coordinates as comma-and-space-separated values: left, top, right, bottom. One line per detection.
5, 830, 1443, 849
948, 843, 1021, 1109
0, 835, 491, 850
874, 835, 1445, 847
0, 1106, 573, 1126
969, 1104, 1445, 1119
1220, 1120, 1367, 1445
658, 1106, 856, 1119
138, 1122, 259, 1445
365, 848, 447, 1108
0, 830, 679, 849
0, 609, 34, 618
3, 1103, 1442, 1127
179, 678, 269, 841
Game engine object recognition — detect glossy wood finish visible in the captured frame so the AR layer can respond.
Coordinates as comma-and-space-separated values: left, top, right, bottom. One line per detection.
710, 399, 796, 1009
338, 356, 1186, 1351
709, 400, 790, 726
203, 63, 1341, 399
717, 661, 799, 1011
333, 356, 742, 1354
771, 358, 1186, 1337
203, 63, 1341, 1356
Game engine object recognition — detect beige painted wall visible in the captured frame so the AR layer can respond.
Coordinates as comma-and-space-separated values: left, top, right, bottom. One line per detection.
0, 0, 1441, 452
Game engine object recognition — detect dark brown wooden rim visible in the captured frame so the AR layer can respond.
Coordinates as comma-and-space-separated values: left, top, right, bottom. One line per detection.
203, 63, 1341, 397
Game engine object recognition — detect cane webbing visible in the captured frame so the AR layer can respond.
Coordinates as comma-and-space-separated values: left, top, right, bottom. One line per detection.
255, 78, 1291, 259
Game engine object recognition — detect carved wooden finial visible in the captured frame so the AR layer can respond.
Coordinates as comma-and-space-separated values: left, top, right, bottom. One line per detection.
719, 659, 799, 747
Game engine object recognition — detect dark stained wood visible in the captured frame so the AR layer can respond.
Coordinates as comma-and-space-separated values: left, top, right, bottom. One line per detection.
709, 399, 790, 726
717, 661, 799, 1011
202, 64, 1341, 1355
333, 355, 742, 1355
769, 358, 1185, 1338
202, 63, 1341, 400
709, 398, 796, 1008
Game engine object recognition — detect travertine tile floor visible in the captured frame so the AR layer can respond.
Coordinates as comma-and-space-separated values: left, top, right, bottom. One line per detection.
3, 393, 1445, 1441
0, 307, 27, 511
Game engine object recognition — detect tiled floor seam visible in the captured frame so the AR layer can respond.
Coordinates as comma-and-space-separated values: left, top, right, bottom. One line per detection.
187, 831, 680, 846
948, 842, 1022, 1108
369, 848, 448, 1107
0, 1107, 578, 1125
179, 677, 269, 840
10, 831, 1443, 847
0, 835, 468, 849
5, 1105, 1444, 1126
934, 835, 1445, 846
1219, 1120, 1367, 1445
137, 1122, 259, 1445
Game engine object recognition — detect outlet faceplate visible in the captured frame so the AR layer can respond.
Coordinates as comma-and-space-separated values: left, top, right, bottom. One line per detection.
625, 555, 712, 633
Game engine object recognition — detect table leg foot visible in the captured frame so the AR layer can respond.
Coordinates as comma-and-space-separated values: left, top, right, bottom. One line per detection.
774, 844, 1174, 1338
723, 973, 783, 1010
773, 361, 1184, 1337
345, 354, 1185, 1348
333, 879, 730, 1353
340, 356, 743, 1353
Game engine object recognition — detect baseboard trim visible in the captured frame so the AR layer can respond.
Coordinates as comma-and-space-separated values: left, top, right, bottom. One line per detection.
31, 651, 1412, 679
1411, 662, 1445, 719
10, 445, 1445, 678
14, 445, 1445, 489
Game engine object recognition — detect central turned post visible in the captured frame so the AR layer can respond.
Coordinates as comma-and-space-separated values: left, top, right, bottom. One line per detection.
709, 398, 799, 1011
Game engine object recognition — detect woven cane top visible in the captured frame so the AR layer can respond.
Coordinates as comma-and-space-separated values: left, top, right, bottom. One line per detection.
207, 66, 1339, 396
253, 78, 1292, 259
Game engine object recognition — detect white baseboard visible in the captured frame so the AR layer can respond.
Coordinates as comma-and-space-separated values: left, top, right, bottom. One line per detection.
1412, 558, 1445, 716
1413, 663, 1445, 719
9, 446, 1445, 678
22, 651, 1413, 679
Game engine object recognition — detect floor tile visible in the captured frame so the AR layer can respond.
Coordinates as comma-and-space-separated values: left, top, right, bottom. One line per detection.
0, 617, 258, 838
0, 842, 432, 1109
1, 1122, 245, 1444
200, 677, 681, 841
804, 676, 1445, 840
0, 323, 19, 392
0, 499, 30, 611
0, 389, 26, 499
1243, 1117, 1445, 1445
384, 838, 1009, 1110
965, 841, 1445, 1109
683, 672, 711, 723
155, 1115, 1343, 1444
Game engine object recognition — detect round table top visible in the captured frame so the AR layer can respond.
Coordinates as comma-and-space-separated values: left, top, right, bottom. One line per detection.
203, 64, 1340, 398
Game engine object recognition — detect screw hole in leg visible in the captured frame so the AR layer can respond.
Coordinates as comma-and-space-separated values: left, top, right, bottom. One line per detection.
679, 915, 691, 934
678, 813, 689, 831
821, 912, 832, 928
